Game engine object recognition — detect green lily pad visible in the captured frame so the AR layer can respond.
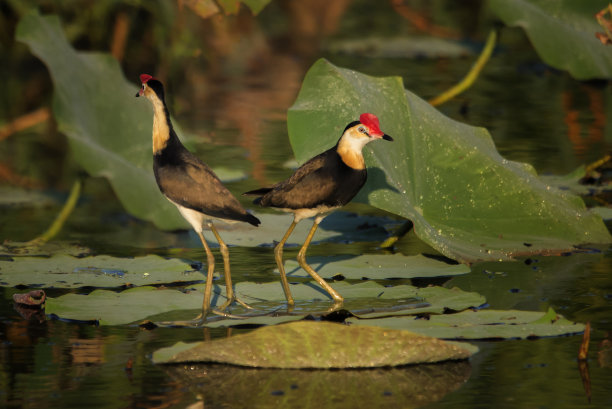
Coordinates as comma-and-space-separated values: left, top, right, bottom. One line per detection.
276, 253, 470, 280
16, 12, 187, 230
152, 321, 478, 367
0, 254, 198, 288
490, 0, 612, 80
287, 59, 611, 263
347, 307, 585, 339
45, 281, 484, 326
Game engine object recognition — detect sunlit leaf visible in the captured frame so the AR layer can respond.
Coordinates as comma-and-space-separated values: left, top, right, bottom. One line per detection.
0, 254, 198, 288
287, 59, 612, 263
152, 321, 478, 367
347, 308, 585, 339
275, 253, 469, 280
45, 281, 485, 325
16, 12, 187, 230
489, 0, 612, 80
163, 360, 472, 409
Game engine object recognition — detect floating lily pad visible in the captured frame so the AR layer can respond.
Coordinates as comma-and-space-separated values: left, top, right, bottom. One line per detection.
0, 254, 198, 288
45, 281, 484, 326
152, 321, 478, 367
276, 253, 469, 280
347, 307, 585, 339
0, 241, 91, 258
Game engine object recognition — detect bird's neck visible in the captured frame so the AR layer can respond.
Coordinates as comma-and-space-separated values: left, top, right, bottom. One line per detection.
336, 137, 366, 170
150, 96, 173, 154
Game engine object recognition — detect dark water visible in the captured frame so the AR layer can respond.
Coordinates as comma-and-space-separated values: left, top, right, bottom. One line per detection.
1, 1, 612, 408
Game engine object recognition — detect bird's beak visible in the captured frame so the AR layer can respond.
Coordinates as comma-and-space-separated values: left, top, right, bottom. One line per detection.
135, 88, 142, 98
382, 133, 393, 141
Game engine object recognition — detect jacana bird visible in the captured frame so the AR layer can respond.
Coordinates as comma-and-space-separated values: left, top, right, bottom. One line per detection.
136, 74, 260, 321
244, 113, 392, 307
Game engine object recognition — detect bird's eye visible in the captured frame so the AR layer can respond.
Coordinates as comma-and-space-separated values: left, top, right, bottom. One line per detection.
358, 126, 367, 133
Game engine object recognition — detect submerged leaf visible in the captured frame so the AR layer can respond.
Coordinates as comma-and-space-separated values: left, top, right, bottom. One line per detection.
287, 59, 611, 263
347, 308, 585, 339
0, 254, 198, 288
152, 321, 478, 367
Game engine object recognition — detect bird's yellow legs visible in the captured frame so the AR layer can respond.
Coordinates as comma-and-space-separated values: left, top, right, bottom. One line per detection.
274, 217, 344, 308
274, 221, 298, 306
207, 222, 253, 311
297, 218, 343, 304
196, 231, 216, 318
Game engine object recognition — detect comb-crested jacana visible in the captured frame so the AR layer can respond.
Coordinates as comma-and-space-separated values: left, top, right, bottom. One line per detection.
244, 113, 392, 307
136, 74, 260, 321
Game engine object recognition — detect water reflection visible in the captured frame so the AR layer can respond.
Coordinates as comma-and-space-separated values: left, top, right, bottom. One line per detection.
163, 360, 472, 409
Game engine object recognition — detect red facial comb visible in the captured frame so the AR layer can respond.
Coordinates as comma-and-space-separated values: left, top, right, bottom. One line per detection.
359, 113, 383, 136
140, 74, 154, 83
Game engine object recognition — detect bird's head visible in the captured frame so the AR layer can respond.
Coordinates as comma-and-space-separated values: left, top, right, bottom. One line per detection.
339, 113, 393, 148
135, 74, 165, 101
336, 113, 392, 169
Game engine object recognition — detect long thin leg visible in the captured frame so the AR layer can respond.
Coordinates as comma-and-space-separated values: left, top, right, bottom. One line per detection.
274, 220, 298, 306
196, 231, 215, 319
296, 217, 343, 304
208, 222, 253, 311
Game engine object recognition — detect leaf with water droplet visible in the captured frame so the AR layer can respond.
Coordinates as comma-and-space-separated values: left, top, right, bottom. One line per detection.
288, 59, 611, 263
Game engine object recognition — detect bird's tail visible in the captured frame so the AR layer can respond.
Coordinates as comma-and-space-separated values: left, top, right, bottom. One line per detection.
242, 187, 273, 206
243, 212, 261, 227
243, 187, 273, 196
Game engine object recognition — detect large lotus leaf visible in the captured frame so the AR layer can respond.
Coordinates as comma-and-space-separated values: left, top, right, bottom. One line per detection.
16, 12, 186, 230
44, 281, 485, 325
287, 59, 611, 263
163, 361, 472, 409
489, 0, 612, 80
275, 253, 469, 280
0, 254, 198, 288
347, 307, 585, 339
152, 321, 478, 367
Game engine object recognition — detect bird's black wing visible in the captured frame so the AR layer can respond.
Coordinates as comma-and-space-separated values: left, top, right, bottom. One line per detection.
256, 149, 365, 210
156, 151, 260, 226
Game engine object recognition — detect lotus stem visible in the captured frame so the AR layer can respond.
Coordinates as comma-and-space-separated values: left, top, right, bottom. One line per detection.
26, 179, 82, 245
428, 29, 497, 107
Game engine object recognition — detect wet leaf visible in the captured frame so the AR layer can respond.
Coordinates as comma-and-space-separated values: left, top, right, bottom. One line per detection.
276, 253, 469, 280
152, 321, 478, 367
45, 281, 484, 325
0, 254, 198, 288
489, 0, 612, 80
347, 308, 585, 339
164, 360, 472, 409
216, 211, 398, 247
16, 12, 187, 230
288, 59, 612, 263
